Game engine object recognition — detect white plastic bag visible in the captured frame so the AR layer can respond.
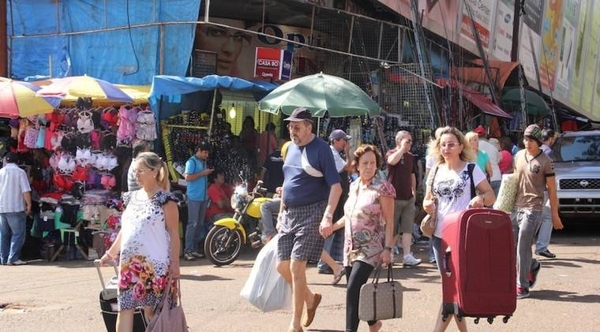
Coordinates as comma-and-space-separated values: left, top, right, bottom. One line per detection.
240, 235, 292, 312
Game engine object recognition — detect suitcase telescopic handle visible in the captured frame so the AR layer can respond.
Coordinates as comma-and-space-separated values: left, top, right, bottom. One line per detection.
444, 247, 452, 277
94, 259, 118, 291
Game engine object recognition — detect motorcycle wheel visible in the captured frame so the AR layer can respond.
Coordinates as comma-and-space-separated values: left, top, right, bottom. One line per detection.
204, 225, 243, 266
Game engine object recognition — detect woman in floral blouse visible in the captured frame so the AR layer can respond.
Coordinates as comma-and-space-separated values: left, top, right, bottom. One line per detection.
99, 152, 180, 332
334, 144, 395, 332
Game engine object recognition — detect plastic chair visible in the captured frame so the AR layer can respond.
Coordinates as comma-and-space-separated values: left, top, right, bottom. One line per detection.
50, 211, 89, 261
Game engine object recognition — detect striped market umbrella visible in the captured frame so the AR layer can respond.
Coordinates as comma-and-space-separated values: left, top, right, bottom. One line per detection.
0, 78, 60, 118
36, 75, 133, 103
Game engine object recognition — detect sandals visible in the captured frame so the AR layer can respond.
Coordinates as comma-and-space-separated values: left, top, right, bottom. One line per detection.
331, 265, 345, 285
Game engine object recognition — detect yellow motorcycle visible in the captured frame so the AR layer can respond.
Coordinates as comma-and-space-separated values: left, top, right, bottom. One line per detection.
204, 179, 272, 266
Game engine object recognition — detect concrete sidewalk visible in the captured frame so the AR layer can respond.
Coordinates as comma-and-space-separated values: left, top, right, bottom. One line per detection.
1, 231, 599, 332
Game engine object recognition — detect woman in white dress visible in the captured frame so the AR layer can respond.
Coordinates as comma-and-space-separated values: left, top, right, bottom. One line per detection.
100, 152, 180, 332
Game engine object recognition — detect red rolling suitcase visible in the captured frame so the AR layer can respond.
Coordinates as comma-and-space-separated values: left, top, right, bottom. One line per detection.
440, 208, 516, 324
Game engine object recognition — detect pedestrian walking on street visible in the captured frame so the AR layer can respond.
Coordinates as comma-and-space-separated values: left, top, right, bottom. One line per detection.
512, 125, 563, 299
536, 129, 558, 259
422, 127, 495, 331
0, 152, 32, 266
317, 129, 353, 284
386, 130, 421, 267
99, 152, 181, 332
276, 108, 342, 332
333, 144, 395, 332
183, 142, 214, 261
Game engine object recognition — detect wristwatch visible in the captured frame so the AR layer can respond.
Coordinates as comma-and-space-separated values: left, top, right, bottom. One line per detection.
383, 246, 392, 252
324, 212, 333, 219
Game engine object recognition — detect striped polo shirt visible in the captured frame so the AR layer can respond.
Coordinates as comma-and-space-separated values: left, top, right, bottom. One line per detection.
0, 163, 31, 213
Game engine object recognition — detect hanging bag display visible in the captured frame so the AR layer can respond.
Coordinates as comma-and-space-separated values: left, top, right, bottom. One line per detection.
420, 164, 440, 238
358, 264, 403, 321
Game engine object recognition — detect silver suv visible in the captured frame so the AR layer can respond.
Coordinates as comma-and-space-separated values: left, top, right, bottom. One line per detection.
552, 130, 600, 219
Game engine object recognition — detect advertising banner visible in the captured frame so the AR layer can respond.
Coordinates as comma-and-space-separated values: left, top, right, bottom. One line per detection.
194, 17, 328, 81
569, 0, 589, 107
519, 0, 545, 86
418, 0, 462, 44
254, 47, 293, 81
491, 0, 515, 61
582, 4, 600, 114
555, 0, 580, 98
539, 0, 564, 91
460, 0, 496, 49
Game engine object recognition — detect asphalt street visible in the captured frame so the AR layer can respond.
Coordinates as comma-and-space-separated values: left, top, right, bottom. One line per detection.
1, 222, 599, 332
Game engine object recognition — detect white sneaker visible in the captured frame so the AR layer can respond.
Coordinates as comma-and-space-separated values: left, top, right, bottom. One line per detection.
403, 253, 422, 267
8, 260, 27, 266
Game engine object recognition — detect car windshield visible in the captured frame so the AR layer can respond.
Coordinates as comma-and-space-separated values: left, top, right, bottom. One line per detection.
553, 134, 600, 162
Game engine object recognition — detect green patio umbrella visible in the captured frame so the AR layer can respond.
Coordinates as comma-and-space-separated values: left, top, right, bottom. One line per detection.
501, 88, 550, 116
258, 72, 380, 117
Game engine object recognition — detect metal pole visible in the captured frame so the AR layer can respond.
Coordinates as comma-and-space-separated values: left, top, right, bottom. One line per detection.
204, 0, 210, 22
208, 89, 217, 138
0, 0, 8, 77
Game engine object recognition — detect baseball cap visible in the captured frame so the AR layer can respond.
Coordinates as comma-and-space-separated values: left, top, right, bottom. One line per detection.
197, 141, 212, 152
524, 124, 543, 145
474, 125, 486, 136
284, 107, 313, 122
329, 129, 351, 141
4, 152, 19, 163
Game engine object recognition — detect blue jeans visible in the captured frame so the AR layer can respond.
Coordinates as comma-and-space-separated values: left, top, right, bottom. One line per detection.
185, 200, 208, 254
431, 236, 443, 274
260, 198, 280, 240
535, 194, 552, 253
317, 228, 344, 271
490, 180, 501, 199
0, 212, 27, 264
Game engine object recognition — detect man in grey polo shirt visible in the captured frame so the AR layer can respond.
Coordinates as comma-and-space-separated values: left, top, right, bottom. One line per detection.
0, 152, 32, 266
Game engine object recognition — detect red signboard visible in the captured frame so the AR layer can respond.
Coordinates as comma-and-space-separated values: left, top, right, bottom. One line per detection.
254, 47, 291, 80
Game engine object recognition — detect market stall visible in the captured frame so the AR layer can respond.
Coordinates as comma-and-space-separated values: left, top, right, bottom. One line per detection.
147, 75, 278, 183
1, 77, 153, 262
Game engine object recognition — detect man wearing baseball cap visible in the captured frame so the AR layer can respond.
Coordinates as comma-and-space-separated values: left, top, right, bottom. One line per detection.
316, 129, 353, 283
512, 124, 563, 299
0, 152, 32, 266
277, 107, 342, 331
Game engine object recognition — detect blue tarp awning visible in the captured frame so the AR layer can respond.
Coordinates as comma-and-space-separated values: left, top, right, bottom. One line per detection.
149, 75, 279, 120
149, 75, 279, 97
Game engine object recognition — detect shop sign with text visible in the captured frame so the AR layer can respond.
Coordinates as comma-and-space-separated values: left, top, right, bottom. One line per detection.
254, 47, 293, 81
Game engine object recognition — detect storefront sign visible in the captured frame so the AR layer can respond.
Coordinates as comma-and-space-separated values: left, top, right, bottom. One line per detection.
254, 47, 293, 81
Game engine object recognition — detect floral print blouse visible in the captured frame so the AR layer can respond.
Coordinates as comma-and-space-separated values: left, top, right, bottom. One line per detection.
343, 177, 396, 267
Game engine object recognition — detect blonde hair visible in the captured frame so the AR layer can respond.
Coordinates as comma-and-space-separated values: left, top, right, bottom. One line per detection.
427, 126, 475, 164
136, 152, 170, 191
